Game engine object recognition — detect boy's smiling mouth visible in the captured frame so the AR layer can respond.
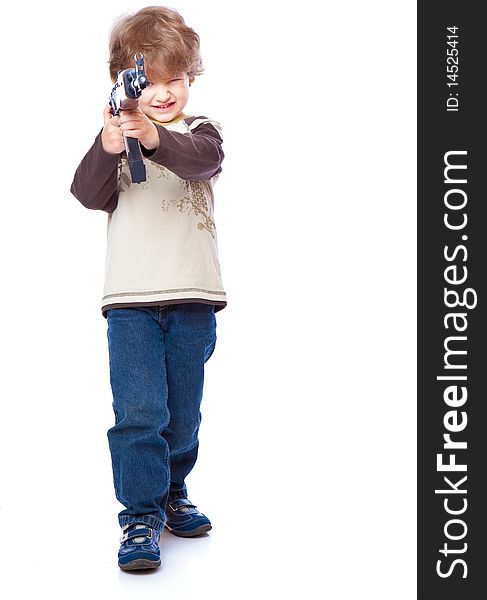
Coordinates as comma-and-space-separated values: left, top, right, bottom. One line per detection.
153, 102, 175, 109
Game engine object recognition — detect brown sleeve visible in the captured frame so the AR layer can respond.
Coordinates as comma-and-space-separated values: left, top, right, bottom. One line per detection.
140, 121, 224, 181
70, 128, 120, 213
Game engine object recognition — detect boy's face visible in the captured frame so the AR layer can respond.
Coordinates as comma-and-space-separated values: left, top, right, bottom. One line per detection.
138, 71, 194, 123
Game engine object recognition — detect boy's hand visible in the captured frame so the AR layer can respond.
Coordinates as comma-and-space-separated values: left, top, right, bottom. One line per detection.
101, 104, 125, 154
119, 107, 160, 151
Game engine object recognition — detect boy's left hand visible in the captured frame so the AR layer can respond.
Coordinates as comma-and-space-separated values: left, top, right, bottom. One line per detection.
119, 107, 159, 151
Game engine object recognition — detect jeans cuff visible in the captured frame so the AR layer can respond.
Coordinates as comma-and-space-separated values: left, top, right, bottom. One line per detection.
168, 488, 188, 502
119, 513, 165, 531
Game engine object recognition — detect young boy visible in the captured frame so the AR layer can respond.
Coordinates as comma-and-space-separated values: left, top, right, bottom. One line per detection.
70, 6, 227, 571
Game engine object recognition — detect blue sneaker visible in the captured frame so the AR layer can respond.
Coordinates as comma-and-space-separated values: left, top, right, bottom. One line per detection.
165, 498, 212, 537
118, 523, 161, 570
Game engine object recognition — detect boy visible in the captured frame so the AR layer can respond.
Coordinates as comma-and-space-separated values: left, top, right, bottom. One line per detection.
70, 6, 227, 571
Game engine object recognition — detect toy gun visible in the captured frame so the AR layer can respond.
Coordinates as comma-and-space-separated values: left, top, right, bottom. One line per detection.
109, 53, 149, 183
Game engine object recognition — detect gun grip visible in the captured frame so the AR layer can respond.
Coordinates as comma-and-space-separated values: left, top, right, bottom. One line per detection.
124, 136, 147, 183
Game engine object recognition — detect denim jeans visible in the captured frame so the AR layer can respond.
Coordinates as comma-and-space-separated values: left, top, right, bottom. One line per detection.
106, 303, 217, 531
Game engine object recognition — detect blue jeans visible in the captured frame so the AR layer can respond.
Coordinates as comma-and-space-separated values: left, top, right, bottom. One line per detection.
106, 303, 217, 530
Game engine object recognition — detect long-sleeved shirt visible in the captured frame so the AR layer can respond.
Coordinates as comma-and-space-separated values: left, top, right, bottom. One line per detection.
70, 113, 227, 318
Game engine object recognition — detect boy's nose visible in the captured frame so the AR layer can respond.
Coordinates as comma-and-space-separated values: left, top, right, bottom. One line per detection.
155, 88, 171, 100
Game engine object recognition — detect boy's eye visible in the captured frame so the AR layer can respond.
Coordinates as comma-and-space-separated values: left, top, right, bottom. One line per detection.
143, 78, 182, 87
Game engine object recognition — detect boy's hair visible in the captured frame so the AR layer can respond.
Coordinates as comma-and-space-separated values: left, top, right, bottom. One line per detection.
108, 5, 204, 83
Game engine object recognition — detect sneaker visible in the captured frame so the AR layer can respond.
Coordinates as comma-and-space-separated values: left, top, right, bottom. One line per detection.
118, 523, 161, 571
165, 498, 212, 537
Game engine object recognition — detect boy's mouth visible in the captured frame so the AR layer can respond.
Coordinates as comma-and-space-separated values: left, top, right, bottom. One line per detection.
153, 102, 175, 110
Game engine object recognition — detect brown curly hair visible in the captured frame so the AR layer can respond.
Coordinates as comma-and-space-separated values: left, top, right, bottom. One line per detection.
108, 5, 204, 83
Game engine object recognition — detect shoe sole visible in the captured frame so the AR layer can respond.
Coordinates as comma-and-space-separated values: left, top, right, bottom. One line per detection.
118, 558, 161, 571
165, 523, 212, 537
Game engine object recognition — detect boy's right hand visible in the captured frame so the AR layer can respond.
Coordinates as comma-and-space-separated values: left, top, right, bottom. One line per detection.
101, 104, 125, 154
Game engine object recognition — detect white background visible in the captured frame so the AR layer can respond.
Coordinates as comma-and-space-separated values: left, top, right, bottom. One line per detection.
0, 0, 416, 598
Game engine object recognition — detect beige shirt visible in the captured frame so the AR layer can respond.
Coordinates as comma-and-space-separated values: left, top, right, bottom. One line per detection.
70, 114, 227, 318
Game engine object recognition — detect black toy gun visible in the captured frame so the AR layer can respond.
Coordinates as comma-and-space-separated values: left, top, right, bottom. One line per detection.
109, 53, 149, 183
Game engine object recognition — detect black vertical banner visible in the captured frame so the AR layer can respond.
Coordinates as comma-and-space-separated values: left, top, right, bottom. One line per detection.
418, 2, 486, 598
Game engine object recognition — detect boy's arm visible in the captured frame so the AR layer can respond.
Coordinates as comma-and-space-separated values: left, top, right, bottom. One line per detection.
70, 129, 120, 213
140, 120, 224, 181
